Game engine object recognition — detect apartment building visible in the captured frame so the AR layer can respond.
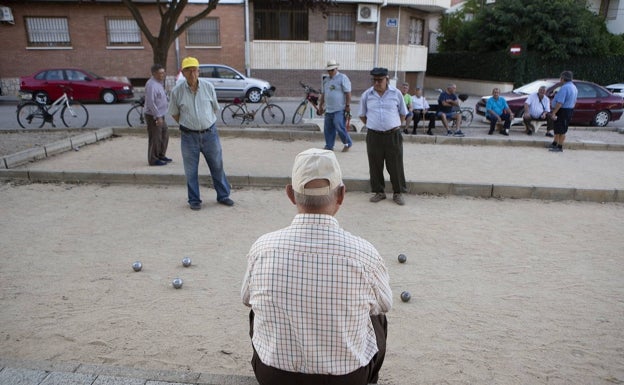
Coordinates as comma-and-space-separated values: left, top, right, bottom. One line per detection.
0, 0, 451, 96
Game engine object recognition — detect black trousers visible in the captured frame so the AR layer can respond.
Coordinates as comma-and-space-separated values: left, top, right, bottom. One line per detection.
248, 310, 388, 385
145, 114, 169, 165
366, 129, 407, 194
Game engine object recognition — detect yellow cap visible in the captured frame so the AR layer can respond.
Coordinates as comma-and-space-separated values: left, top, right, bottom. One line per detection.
181, 57, 199, 70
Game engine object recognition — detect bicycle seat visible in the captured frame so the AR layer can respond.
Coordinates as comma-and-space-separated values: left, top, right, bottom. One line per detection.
458, 94, 469, 102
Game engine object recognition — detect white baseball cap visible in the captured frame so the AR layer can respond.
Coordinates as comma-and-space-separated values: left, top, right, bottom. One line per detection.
292, 148, 343, 196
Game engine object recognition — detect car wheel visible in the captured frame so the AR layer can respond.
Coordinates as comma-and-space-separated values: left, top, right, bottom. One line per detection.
246, 88, 262, 103
592, 110, 610, 127
34, 91, 50, 104
101, 90, 117, 104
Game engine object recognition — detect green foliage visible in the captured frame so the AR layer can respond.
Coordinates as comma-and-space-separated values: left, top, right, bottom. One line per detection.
438, 0, 619, 60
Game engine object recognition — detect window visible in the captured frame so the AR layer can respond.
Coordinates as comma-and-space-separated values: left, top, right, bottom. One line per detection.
327, 13, 355, 41
186, 17, 220, 46
408, 17, 424, 45
25, 17, 71, 47
106, 18, 141, 46
254, 1, 308, 40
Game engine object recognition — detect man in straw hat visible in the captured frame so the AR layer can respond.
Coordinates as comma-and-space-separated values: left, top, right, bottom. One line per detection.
242, 148, 392, 385
168, 56, 234, 210
318, 59, 353, 152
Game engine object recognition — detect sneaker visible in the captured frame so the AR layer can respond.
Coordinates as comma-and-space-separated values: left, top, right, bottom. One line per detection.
323, 146, 333, 151
426, 129, 433, 136
548, 142, 558, 149
549, 146, 563, 152
488, 128, 494, 135
453, 130, 465, 137
342, 143, 351, 152
500, 129, 509, 136
526, 130, 533, 136
218, 198, 235, 206
159, 156, 173, 162
190, 202, 201, 210
545, 132, 554, 137
392, 193, 405, 206
151, 159, 167, 166
446, 130, 453, 136
369, 193, 386, 203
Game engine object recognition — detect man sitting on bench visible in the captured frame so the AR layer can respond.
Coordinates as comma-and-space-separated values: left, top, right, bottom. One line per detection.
437, 84, 464, 137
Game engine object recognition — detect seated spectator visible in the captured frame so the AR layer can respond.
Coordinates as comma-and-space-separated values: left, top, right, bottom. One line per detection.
486, 88, 513, 136
436, 84, 464, 137
400, 82, 413, 133
522, 85, 554, 136
411, 87, 430, 135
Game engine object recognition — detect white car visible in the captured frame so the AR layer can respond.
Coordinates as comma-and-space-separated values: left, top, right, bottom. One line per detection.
176, 64, 271, 103
605, 83, 624, 98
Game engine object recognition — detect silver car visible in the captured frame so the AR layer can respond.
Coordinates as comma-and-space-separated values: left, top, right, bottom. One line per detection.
176, 64, 271, 103
606, 83, 624, 97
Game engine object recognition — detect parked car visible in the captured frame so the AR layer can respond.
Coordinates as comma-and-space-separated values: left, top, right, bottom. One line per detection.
605, 83, 624, 97
176, 64, 271, 103
475, 79, 624, 127
20, 68, 134, 104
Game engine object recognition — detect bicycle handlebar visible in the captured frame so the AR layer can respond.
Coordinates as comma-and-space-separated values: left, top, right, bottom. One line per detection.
299, 81, 319, 95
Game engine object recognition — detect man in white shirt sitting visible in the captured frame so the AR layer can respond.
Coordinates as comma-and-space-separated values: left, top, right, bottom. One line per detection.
411, 87, 430, 135
523, 85, 554, 136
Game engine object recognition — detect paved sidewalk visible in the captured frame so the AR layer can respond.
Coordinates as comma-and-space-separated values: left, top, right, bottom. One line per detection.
1, 125, 623, 202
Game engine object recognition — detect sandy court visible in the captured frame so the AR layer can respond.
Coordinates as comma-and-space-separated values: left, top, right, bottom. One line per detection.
0, 181, 623, 385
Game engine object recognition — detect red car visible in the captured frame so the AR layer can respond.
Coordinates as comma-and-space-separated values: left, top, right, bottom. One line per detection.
20, 68, 134, 104
475, 79, 624, 127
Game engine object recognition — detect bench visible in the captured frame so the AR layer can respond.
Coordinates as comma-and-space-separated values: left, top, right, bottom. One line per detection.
302, 117, 365, 133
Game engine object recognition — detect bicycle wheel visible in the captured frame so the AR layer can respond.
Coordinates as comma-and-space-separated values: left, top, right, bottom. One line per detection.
61, 101, 89, 128
461, 109, 474, 127
221, 104, 245, 125
126, 105, 145, 127
262, 104, 285, 125
291, 101, 308, 124
17, 102, 46, 129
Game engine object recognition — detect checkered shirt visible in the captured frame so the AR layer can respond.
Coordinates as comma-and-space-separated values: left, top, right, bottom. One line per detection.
241, 214, 392, 375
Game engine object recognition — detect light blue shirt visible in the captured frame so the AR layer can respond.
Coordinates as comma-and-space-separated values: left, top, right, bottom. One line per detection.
485, 96, 510, 118
168, 78, 220, 131
358, 85, 407, 131
322, 72, 351, 113
553, 81, 578, 109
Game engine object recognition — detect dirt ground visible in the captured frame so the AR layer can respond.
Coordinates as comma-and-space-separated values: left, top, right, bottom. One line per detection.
0, 181, 622, 385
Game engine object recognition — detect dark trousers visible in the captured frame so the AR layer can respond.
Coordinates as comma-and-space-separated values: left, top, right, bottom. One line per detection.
145, 114, 169, 165
366, 129, 407, 194
248, 310, 388, 385
487, 112, 512, 132
412, 109, 426, 133
523, 114, 554, 132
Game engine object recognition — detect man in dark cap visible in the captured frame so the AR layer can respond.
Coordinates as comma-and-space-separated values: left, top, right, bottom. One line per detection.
549, 70, 578, 152
358, 68, 408, 206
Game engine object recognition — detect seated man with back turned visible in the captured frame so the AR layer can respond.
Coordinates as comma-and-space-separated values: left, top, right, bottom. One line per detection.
241, 148, 392, 385
486, 87, 514, 136
522, 85, 554, 136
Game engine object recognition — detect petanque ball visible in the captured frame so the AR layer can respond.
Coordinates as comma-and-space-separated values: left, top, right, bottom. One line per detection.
398, 254, 407, 263
400, 291, 411, 302
182, 257, 192, 267
172, 278, 183, 289
132, 261, 142, 272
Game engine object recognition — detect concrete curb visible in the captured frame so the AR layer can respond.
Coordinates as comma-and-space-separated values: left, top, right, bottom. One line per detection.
1, 126, 622, 203
0, 358, 258, 385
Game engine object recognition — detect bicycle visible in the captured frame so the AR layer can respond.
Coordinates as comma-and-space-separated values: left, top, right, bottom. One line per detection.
17, 86, 89, 129
435, 88, 473, 128
292, 81, 321, 124
221, 86, 284, 125
126, 96, 145, 127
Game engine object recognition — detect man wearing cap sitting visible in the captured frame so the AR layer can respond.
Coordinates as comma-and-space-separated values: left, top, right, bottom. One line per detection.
318, 59, 353, 152
358, 67, 408, 206
241, 148, 392, 385
168, 56, 234, 210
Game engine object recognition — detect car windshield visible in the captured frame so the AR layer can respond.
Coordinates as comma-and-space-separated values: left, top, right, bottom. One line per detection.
512, 80, 558, 95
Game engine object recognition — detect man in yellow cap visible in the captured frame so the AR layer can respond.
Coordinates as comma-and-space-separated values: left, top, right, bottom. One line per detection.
168, 57, 234, 210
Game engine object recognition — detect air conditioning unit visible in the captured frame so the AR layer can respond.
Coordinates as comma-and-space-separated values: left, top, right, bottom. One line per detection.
0, 6, 14, 24
357, 4, 378, 23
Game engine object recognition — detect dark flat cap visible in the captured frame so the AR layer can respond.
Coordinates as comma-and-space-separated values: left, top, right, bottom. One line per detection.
370, 67, 388, 76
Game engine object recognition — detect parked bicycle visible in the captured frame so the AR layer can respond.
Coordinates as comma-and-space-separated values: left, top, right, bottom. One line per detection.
221, 86, 284, 125
435, 88, 473, 128
292, 81, 321, 124
17, 85, 89, 129
126, 96, 145, 127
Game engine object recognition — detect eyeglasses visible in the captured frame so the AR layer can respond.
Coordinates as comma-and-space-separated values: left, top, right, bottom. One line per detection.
372, 77, 386, 83
327, 68, 336, 72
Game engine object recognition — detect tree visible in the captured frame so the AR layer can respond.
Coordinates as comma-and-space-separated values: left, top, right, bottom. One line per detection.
121, 0, 335, 67
438, 0, 620, 60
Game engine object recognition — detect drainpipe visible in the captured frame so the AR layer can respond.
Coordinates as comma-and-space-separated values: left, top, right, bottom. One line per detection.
374, 0, 388, 67
244, 0, 251, 76
393, 6, 401, 84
